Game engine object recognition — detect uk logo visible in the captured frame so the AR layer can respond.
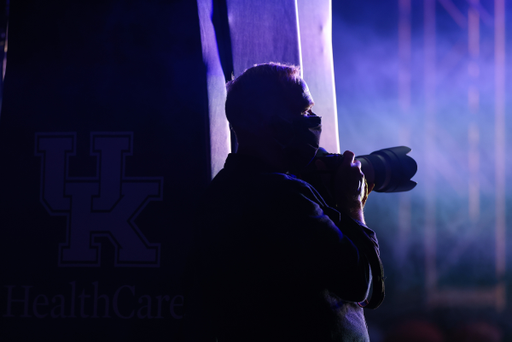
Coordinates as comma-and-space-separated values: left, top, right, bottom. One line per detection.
35, 132, 162, 267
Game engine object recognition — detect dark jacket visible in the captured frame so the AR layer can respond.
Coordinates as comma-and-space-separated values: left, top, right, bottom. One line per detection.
186, 153, 380, 342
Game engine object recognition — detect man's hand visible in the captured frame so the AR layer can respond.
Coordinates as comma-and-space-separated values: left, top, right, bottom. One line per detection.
334, 150, 373, 223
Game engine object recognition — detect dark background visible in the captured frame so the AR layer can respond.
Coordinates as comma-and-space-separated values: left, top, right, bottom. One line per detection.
333, 0, 512, 341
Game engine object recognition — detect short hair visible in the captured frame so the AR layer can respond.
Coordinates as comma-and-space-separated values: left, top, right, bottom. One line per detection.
225, 63, 309, 132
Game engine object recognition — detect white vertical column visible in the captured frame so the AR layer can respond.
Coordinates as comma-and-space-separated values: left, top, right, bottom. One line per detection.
297, 0, 339, 153
494, 0, 506, 312
424, 0, 437, 307
398, 0, 412, 267
468, 0, 480, 224
197, 0, 232, 178
226, 0, 301, 77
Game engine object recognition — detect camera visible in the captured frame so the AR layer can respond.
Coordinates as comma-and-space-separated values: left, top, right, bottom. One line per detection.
307, 146, 418, 193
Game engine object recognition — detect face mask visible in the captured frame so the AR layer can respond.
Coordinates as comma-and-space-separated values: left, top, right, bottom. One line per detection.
270, 114, 322, 173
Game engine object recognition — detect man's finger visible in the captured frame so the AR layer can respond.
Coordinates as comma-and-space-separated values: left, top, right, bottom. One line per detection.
341, 150, 355, 166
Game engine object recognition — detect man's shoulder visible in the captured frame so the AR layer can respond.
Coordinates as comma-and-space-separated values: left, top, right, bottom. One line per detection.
216, 168, 314, 192
213, 153, 313, 189
260, 171, 311, 188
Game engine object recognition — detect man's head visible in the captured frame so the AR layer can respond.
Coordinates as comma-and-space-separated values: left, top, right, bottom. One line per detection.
226, 63, 313, 136
225, 63, 321, 172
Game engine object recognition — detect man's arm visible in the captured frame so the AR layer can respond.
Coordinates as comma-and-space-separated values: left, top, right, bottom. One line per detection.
270, 175, 372, 303
305, 150, 384, 307
330, 152, 384, 308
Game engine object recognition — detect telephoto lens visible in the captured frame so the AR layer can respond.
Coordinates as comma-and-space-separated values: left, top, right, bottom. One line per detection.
313, 146, 418, 193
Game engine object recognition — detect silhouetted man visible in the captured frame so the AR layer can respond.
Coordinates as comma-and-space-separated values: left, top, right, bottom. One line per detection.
187, 63, 382, 342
